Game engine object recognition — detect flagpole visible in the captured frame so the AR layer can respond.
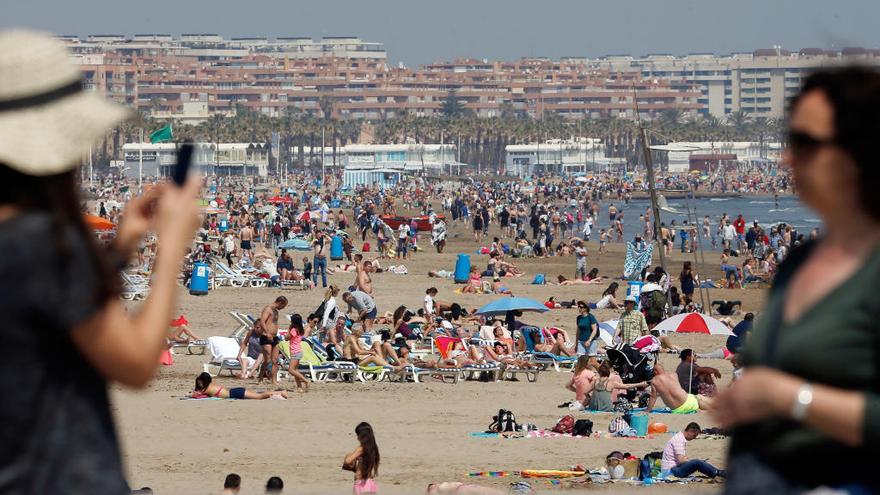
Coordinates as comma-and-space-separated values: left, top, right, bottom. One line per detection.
139, 128, 143, 192
88, 145, 93, 184
321, 127, 326, 190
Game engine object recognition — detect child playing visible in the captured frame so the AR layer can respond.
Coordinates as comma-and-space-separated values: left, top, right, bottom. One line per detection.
598, 229, 608, 254
343, 422, 380, 494
188, 372, 287, 400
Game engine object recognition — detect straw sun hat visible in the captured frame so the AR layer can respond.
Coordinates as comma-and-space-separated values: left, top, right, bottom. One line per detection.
0, 29, 128, 176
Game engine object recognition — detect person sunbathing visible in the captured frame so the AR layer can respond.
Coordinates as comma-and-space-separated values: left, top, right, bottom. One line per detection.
460, 267, 483, 294
557, 268, 605, 285
483, 342, 533, 369
447, 341, 489, 366
189, 372, 287, 400
527, 327, 575, 357
168, 315, 201, 343
645, 364, 714, 414
342, 328, 403, 370
491, 276, 512, 295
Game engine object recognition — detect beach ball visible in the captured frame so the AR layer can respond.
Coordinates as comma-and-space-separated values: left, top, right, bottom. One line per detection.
648, 422, 668, 434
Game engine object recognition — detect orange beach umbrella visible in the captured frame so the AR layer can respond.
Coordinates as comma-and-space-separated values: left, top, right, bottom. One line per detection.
85, 214, 115, 231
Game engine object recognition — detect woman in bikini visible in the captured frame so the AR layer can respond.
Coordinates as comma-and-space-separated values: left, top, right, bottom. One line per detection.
188, 372, 287, 400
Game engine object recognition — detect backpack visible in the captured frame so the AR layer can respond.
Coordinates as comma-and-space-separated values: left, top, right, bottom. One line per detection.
572, 419, 593, 437
639, 452, 663, 480
643, 290, 667, 324
489, 409, 518, 433
273, 223, 282, 235
551, 415, 575, 434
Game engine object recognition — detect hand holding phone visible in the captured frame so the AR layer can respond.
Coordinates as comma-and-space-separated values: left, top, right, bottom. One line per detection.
173, 140, 194, 186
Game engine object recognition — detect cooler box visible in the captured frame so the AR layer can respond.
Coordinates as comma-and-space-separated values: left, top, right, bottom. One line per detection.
626, 281, 645, 306
453, 254, 471, 284
330, 235, 344, 260
189, 262, 210, 295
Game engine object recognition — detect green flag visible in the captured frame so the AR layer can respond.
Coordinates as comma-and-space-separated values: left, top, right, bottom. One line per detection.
149, 124, 173, 144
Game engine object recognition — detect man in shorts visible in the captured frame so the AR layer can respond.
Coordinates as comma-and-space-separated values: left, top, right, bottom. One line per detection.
239, 222, 254, 260
259, 296, 288, 383
342, 290, 377, 334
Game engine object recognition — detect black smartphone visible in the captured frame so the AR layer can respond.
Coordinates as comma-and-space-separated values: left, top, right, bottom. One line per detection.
173, 140, 194, 186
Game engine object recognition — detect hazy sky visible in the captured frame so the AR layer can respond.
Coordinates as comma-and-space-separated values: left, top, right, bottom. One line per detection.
4, 0, 877, 65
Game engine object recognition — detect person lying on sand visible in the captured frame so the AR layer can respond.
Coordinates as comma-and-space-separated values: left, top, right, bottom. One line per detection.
646, 364, 714, 414
426, 482, 504, 495
189, 372, 287, 400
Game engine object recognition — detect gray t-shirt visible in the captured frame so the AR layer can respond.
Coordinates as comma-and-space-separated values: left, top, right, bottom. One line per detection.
347, 290, 376, 314
0, 212, 127, 494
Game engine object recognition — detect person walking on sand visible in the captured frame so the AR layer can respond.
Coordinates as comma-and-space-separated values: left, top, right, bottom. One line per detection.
343, 422, 380, 495
312, 229, 328, 288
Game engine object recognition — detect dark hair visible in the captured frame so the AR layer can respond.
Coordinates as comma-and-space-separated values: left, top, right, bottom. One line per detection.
195, 372, 212, 392
602, 282, 619, 296
288, 313, 304, 335
224, 473, 241, 489
685, 422, 702, 433
355, 422, 380, 478
744, 312, 755, 321
587, 268, 599, 279
265, 476, 284, 492
679, 349, 693, 361
577, 300, 589, 311
0, 166, 117, 303
275, 296, 288, 305
597, 362, 611, 378
794, 67, 880, 220
680, 261, 693, 278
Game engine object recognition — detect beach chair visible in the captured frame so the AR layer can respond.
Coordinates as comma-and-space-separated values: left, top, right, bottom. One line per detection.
278, 341, 359, 383
434, 336, 501, 382
519, 326, 577, 372
213, 262, 267, 288
120, 272, 150, 300
202, 336, 245, 377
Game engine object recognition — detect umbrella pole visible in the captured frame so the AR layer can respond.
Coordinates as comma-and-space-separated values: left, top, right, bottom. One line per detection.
688, 334, 695, 394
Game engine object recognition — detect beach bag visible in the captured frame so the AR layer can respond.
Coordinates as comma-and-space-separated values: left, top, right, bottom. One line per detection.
640, 452, 663, 480
489, 409, 518, 432
608, 416, 630, 434
531, 273, 546, 285
572, 419, 593, 437
551, 415, 575, 434
361, 242, 371, 252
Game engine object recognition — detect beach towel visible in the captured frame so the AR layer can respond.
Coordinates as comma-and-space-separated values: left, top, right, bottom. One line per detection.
207, 336, 241, 362
623, 242, 653, 279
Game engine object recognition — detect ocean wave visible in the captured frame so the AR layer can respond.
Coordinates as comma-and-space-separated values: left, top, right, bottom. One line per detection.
709, 198, 732, 202
749, 200, 775, 204
768, 208, 798, 212
804, 218, 822, 223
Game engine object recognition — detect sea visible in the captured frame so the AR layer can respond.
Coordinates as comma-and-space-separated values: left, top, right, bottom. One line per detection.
584, 195, 819, 248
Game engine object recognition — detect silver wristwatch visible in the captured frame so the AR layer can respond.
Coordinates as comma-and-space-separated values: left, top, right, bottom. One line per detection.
791, 382, 813, 421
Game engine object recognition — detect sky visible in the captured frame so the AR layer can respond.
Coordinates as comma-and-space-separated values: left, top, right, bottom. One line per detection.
4, 0, 877, 66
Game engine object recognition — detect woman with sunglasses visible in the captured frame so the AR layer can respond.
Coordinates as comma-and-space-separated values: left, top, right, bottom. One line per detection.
714, 67, 880, 493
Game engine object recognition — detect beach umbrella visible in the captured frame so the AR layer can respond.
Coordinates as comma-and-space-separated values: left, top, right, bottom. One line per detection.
476, 297, 548, 317
278, 238, 311, 251
85, 214, 114, 231
654, 312, 734, 336
598, 319, 618, 346
655, 312, 733, 393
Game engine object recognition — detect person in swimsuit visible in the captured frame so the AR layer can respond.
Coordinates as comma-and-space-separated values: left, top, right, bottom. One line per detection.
343, 422, 380, 495
285, 314, 311, 393
259, 296, 288, 384
589, 362, 647, 412
646, 364, 714, 414
239, 222, 254, 260
188, 372, 287, 400
352, 254, 374, 295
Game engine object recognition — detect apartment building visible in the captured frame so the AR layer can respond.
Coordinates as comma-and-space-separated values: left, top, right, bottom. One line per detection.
589, 48, 880, 118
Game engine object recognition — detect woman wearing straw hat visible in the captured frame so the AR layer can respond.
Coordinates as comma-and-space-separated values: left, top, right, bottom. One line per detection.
0, 30, 200, 493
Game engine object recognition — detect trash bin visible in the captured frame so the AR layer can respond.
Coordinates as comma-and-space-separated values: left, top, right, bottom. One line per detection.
453, 254, 471, 284
330, 235, 344, 260
189, 262, 210, 295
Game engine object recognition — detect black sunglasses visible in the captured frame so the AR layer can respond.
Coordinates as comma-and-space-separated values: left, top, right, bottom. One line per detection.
787, 130, 834, 154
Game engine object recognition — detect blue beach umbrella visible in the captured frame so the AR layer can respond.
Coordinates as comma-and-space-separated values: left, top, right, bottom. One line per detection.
278, 238, 311, 251
476, 297, 548, 317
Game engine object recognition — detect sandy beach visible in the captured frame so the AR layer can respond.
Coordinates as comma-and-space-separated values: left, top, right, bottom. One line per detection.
117, 221, 765, 494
